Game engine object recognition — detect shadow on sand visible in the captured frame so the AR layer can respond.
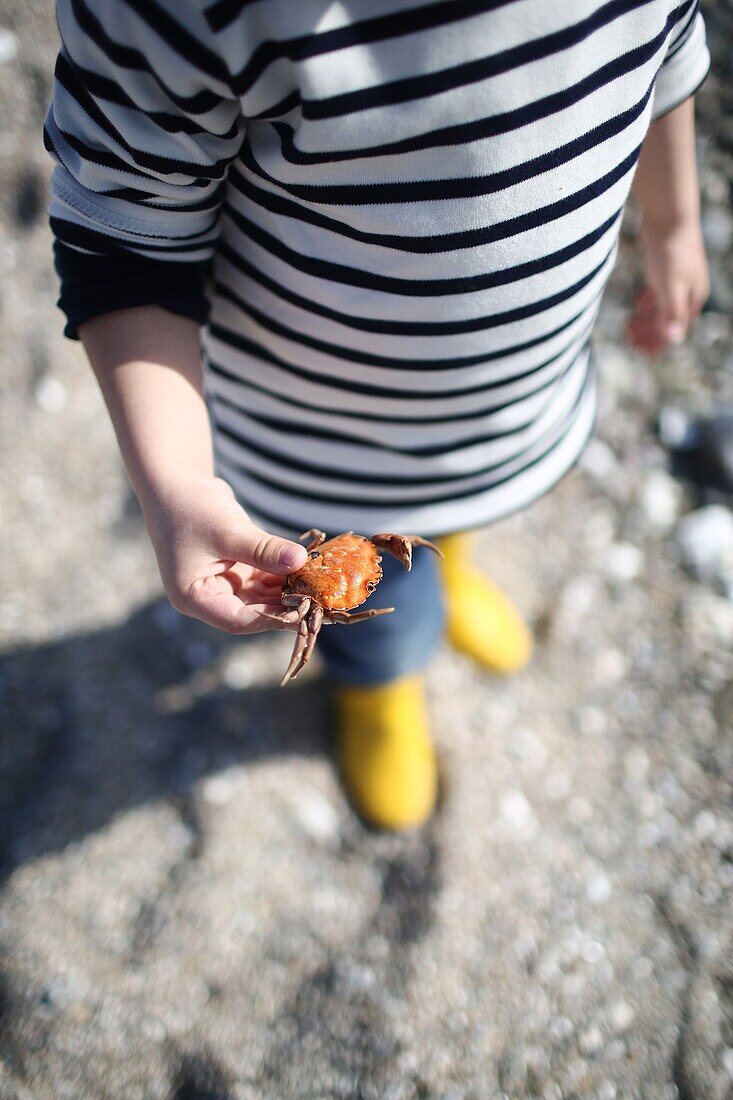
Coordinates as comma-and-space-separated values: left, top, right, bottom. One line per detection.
0, 598, 330, 884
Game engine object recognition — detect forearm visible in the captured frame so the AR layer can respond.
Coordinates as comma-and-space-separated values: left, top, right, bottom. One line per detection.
632, 97, 700, 229
79, 307, 213, 514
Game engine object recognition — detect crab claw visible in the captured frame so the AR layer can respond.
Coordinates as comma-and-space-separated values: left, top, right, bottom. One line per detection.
369, 533, 443, 572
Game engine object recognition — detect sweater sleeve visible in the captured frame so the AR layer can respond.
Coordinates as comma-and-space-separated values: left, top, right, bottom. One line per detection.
651, 0, 710, 119
44, 0, 245, 338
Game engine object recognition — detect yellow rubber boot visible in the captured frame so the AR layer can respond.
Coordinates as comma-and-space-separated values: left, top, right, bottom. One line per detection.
439, 532, 533, 674
334, 676, 437, 830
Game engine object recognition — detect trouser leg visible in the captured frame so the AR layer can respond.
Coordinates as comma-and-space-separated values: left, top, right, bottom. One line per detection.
317, 544, 445, 686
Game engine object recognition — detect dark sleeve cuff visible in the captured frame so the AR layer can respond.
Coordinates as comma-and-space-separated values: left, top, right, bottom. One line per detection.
53, 241, 212, 340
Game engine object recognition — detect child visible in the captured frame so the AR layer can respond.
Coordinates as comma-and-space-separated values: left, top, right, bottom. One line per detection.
45, 0, 710, 829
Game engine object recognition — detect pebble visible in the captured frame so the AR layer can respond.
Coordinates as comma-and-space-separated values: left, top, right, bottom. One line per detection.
293, 787, 341, 845
702, 208, 733, 254
574, 705, 608, 737
500, 790, 537, 837
605, 1038, 627, 1061
586, 871, 612, 904
220, 649, 254, 690
696, 310, 730, 348
624, 747, 650, 786
0, 28, 17, 65
722, 1048, 733, 1080
702, 168, 730, 205
604, 541, 644, 582
200, 771, 237, 806
506, 726, 547, 769
694, 809, 718, 840
675, 505, 733, 590
683, 589, 733, 645
677, 410, 733, 493
581, 940, 606, 965
658, 405, 694, 450
593, 647, 628, 687
140, 1017, 167, 1042
599, 344, 636, 401
578, 1025, 603, 1055
609, 1000, 635, 1033
580, 439, 618, 481
553, 575, 599, 639
35, 375, 67, 413
638, 469, 682, 532
544, 770, 572, 801
549, 1015, 574, 1041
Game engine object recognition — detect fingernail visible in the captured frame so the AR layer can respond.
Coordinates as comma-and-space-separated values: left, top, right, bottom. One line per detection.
665, 322, 685, 345
279, 544, 305, 569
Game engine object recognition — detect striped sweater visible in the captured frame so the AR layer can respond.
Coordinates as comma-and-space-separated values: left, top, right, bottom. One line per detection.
45, 0, 710, 536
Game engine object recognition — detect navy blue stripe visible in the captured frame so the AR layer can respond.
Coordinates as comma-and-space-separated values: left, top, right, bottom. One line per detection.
97, 184, 226, 212
206, 0, 261, 33
244, 86, 651, 206
207, 322, 590, 413
209, 352, 574, 430
212, 277, 593, 370
50, 216, 219, 254
301, 0, 657, 120
45, 123, 214, 186
217, 235, 613, 337
223, 202, 621, 297
663, 0, 698, 61
214, 372, 586, 487
214, 367, 591, 497
53, 54, 236, 180
228, 0, 518, 95
119, 0, 230, 83
236, 142, 641, 248
68, 0, 224, 114
274, 26, 667, 165
56, 52, 239, 139
210, 351, 578, 454
249, 90, 301, 121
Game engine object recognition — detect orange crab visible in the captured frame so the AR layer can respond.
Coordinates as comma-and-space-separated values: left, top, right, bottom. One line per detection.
265, 529, 441, 686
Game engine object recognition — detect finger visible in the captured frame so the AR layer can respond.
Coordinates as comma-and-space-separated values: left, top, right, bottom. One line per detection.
627, 312, 666, 357
185, 588, 299, 635
217, 521, 308, 577
653, 276, 690, 347
632, 287, 657, 317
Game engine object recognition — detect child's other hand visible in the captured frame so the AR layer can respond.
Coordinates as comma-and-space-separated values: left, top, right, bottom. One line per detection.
146, 475, 309, 634
627, 217, 709, 356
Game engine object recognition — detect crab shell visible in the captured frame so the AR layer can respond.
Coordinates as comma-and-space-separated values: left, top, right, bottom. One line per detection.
282, 533, 383, 612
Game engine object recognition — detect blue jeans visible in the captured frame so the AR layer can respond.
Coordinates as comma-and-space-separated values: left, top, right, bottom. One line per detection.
317, 544, 445, 686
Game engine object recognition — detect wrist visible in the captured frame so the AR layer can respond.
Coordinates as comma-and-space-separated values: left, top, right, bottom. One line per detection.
136, 468, 217, 527
638, 208, 702, 239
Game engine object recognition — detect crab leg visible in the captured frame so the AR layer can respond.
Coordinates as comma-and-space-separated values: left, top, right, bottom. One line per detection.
258, 596, 311, 627
324, 606, 395, 625
281, 605, 324, 686
280, 616, 309, 686
369, 534, 443, 572
299, 528, 327, 552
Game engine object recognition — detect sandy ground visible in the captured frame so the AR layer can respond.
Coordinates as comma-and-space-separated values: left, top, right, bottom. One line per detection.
2, 3, 733, 1098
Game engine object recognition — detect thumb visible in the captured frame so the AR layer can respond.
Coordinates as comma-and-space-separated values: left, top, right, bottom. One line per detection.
222, 519, 309, 575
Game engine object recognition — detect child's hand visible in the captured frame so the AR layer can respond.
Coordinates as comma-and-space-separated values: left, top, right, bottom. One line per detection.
627, 217, 709, 356
145, 475, 309, 634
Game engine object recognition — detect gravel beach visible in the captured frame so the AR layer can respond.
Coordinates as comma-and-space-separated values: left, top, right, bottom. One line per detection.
2, 4, 733, 1097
